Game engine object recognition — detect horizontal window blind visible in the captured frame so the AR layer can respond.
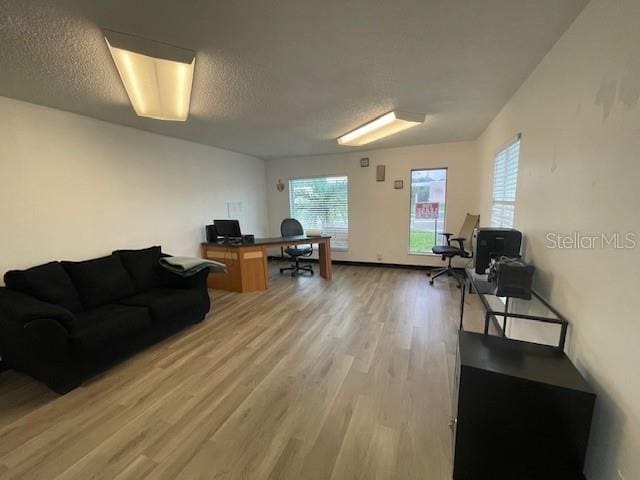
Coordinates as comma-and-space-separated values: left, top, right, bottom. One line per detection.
289, 176, 349, 249
491, 138, 520, 228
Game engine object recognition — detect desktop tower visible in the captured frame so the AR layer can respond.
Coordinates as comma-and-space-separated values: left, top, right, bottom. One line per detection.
474, 228, 522, 274
205, 224, 218, 243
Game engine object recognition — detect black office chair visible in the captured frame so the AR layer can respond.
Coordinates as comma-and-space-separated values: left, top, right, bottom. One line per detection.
279, 218, 314, 277
427, 213, 480, 287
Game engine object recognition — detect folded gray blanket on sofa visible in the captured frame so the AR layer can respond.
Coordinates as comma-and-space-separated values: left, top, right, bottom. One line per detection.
159, 256, 227, 277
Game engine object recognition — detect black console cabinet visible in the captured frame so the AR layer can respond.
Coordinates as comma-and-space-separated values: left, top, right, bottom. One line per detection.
452, 331, 596, 480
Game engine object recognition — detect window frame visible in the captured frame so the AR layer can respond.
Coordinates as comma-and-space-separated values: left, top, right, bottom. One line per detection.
288, 174, 349, 251
490, 134, 521, 229
407, 167, 449, 256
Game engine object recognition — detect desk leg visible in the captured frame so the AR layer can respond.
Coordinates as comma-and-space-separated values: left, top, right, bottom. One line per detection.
459, 281, 466, 331
319, 239, 332, 280
484, 312, 491, 336
262, 246, 269, 289
502, 297, 510, 337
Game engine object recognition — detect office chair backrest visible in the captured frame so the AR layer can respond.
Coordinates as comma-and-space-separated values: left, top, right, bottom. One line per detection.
281, 218, 304, 237
459, 214, 480, 253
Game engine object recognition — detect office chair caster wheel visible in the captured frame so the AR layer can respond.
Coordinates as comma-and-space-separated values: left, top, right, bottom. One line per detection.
426, 271, 432, 277
310, 271, 314, 276
429, 280, 434, 285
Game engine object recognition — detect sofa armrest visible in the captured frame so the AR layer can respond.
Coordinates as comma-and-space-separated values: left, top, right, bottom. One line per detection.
0, 287, 76, 332
0, 289, 80, 393
160, 267, 211, 318
158, 254, 211, 316
163, 268, 210, 291
23, 317, 72, 357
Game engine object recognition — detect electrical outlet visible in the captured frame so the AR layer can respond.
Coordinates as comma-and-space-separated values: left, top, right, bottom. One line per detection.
377, 252, 383, 261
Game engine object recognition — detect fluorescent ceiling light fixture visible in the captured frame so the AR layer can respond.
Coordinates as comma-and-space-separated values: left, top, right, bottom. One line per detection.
337, 110, 426, 146
104, 30, 195, 121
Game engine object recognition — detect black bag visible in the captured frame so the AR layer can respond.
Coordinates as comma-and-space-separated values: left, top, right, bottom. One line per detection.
488, 256, 535, 300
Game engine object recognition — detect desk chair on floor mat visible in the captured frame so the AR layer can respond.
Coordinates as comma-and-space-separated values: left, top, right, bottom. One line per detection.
279, 218, 314, 277
427, 213, 480, 287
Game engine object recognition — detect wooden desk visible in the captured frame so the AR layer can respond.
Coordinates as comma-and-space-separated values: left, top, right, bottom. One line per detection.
201, 235, 332, 293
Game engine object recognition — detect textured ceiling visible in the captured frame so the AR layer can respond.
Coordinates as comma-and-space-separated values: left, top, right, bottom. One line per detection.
0, 0, 588, 159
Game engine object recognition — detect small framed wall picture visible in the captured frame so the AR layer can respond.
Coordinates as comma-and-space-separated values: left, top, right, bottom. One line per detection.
376, 165, 386, 181
360, 157, 370, 167
394, 180, 404, 189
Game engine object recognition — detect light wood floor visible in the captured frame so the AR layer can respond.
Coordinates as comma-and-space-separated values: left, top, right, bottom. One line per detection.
0, 263, 488, 480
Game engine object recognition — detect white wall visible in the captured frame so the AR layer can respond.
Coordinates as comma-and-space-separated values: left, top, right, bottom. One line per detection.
476, 0, 640, 478
0, 96, 267, 279
265, 142, 479, 266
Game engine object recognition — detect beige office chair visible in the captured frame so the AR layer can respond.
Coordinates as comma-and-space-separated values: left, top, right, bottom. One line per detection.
427, 213, 480, 287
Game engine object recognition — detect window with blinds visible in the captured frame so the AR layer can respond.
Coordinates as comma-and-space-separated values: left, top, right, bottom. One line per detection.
491, 137, 520, 228
289, 176, 349, 249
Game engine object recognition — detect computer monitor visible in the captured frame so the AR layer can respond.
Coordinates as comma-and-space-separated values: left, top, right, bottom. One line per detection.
214, 219, 242, 239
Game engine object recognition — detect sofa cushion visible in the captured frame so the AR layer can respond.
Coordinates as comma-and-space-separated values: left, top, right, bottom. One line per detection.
62, 255, 135, 309
113, 246, 164, 292
118, 288, 203, 323
4, 262, 83, 312
70, 304, 151, 355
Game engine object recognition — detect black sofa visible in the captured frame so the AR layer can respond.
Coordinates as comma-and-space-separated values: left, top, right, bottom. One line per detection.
0, 246, 210, 394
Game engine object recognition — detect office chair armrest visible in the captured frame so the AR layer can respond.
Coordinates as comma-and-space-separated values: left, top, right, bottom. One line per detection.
451, 237, 466, 250
439, 232, 453, 246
